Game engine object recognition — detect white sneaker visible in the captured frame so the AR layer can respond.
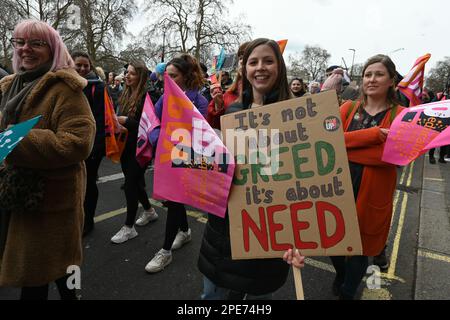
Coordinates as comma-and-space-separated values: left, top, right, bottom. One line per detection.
145, 249, 172, 273
171, 228, 192, 250
111, 226, 138, 244
135, 207, 158, 226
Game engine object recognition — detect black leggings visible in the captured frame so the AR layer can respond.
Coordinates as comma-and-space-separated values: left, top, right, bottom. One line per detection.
163, 201, 188, 251
121, 154, 151, 227
429, 146, 448, 160
20, 274, 77, 300
84, 154, 104, 229
330, 256, 369, 299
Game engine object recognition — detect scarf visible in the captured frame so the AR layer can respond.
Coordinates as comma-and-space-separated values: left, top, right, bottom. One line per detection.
0, 62, 52, 130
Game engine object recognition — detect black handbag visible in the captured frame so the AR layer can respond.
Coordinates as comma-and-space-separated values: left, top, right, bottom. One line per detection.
0, 165, 45, 214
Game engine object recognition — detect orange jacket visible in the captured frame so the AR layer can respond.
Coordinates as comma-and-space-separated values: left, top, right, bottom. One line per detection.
340, 100, 405, 256
206, 91, 239, 129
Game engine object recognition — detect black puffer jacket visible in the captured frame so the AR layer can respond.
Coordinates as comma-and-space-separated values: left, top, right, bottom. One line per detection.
84, 72, 106, 157
197, 89, 290, 296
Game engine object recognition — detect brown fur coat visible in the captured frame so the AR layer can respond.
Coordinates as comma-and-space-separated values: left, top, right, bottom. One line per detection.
0, 68, 95, 287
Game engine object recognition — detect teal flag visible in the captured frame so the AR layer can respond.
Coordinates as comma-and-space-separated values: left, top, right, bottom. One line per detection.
216, 48, 226, 71
0, 116, 41, 163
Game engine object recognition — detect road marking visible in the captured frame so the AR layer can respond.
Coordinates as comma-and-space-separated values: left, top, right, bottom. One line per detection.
361, 288, 392, 300
303, 258, 405, 284
418, 249, 450, 263
94, 166, 411, 288
391, 167, 408, 227
94, 198, 208, 224
424, 178, 444, 182
388, 162, 414, 278
98, 173, 124, 184
93, 197, 406, 290
94, 207, 126, 223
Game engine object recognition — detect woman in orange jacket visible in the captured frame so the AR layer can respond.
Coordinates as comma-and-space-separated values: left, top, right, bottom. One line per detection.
332, 54, 405, 299
206, 42, 250, 130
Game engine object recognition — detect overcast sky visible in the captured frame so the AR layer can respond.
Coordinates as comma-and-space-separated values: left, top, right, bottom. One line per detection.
129, 0, 448, 76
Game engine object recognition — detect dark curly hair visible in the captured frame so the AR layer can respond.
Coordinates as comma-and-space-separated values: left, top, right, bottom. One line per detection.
167, 54, 205, 91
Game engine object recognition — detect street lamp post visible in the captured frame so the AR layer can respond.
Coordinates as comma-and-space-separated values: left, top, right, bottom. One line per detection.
349, 49, 356, 79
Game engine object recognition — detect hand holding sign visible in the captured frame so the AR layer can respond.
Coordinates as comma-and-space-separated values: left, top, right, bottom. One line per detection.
0, 116, 41, 163
221, 91, 362, 260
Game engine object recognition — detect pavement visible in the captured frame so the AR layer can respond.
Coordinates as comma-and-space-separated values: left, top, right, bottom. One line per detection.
414, 154, 450, 300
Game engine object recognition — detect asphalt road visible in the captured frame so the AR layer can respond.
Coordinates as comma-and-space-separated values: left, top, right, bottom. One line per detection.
0, 157, 425, 300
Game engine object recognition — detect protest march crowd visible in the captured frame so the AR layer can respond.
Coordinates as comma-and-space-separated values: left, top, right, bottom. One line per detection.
0, 19, 449, 301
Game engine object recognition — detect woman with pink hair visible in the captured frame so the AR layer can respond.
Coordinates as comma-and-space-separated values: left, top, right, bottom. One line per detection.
0, 20, 95, 300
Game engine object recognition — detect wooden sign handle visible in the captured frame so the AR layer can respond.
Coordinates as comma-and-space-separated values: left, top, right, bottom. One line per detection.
293, 266, 305, 300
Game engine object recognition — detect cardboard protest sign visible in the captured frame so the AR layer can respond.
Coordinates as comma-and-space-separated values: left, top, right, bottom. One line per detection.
383, 100, 450, 165
221, 91, 362, 259
153, 74, 235, 218
0, 116, 41, 163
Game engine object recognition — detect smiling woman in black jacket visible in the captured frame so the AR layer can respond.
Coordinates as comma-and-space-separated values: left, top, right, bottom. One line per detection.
197, 38, 304, 300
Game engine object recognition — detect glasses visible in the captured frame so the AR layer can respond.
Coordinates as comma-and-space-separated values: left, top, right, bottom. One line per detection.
10, 38, 48, 49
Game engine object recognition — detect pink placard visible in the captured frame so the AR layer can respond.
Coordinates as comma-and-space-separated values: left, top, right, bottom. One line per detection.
383, 100, 450, 165
153, 74, 235, 218
136, 94, 160, 168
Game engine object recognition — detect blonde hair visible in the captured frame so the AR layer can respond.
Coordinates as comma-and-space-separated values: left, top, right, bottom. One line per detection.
96, 66, 106, 81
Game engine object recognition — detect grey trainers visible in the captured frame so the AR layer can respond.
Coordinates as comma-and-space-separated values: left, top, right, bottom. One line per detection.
145, 249, 172, 273
171, 229, 192, 250
135, 208, 158, 226
111, 226, 138, 244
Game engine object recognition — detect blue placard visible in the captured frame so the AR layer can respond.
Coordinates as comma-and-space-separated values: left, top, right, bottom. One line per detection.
0, 116, 41, 163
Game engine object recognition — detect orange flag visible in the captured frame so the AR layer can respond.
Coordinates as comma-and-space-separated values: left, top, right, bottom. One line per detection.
104, 88, 127, 163
398, 53, 431, 107
277, 39, 288, 54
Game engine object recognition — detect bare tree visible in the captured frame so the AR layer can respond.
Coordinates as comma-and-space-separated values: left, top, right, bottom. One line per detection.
426, 57, 450, 94
5, 0, 76, 29
143, 0, 251, 62
71, 0, 137, 65
288, 54, 310, 81
289, 45, 331, 82
0, 2, 20, 69
142, 0, 193, 59
192, 0, 251, 60
1, 0, 138, 72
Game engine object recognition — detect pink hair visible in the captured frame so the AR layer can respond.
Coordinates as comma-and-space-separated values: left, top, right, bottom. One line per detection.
12, 19, 75, 72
